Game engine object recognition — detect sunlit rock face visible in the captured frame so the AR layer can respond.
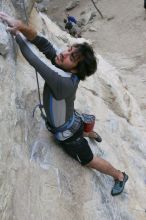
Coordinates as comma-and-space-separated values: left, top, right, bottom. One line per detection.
10, 0, 35, 21
0, 23, 9, 55
0, 2, 146, 220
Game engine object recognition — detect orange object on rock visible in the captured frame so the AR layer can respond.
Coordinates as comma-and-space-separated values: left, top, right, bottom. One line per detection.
82, 114, 95, 132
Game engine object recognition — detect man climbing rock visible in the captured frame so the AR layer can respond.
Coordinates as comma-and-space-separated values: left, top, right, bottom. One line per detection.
0, 12, 128, 196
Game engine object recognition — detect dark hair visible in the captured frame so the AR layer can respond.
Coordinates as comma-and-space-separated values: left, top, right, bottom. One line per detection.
73, 42, 97, 80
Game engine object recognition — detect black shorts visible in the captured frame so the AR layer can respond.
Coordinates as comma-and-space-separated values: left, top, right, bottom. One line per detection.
59, 124, 93, 165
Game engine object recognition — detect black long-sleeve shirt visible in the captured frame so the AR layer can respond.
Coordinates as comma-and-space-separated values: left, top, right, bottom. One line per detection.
16, 34, 80, 140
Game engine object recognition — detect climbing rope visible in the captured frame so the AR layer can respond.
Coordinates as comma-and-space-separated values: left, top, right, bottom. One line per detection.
19, 0, 44, 117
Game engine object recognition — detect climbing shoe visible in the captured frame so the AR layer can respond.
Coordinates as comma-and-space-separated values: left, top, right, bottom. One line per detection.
111, 172, 128, 196
94, 132, 102, 142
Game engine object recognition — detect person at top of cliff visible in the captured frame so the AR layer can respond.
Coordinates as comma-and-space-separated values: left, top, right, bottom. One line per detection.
66, 12, 77, 25
64, 18, 73, 31
64, 18, 81, 38
0, 12, 128, 196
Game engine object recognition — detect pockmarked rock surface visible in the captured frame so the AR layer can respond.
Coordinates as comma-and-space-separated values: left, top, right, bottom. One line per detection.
0, 23, 9, 55
0, 1, 146, 220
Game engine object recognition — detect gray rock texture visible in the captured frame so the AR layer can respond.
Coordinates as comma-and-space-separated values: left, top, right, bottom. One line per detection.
11, 0, 35, 21
0, 1, 146, 220
0, 23, 9, 55
66, 0, 80, 11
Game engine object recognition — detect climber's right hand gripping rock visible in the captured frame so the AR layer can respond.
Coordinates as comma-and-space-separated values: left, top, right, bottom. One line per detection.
0, 12, 37, 40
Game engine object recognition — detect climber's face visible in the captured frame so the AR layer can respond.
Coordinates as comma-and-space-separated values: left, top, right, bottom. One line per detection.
55, 46, 82, 73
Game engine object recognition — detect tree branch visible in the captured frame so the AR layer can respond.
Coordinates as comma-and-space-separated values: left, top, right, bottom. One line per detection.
90, 0, 104, 19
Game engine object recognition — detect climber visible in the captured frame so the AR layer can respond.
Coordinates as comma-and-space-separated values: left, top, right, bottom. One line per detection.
0, 12, 128, 196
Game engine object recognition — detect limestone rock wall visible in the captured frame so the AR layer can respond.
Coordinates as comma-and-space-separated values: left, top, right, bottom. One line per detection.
0, 2, 146, 220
